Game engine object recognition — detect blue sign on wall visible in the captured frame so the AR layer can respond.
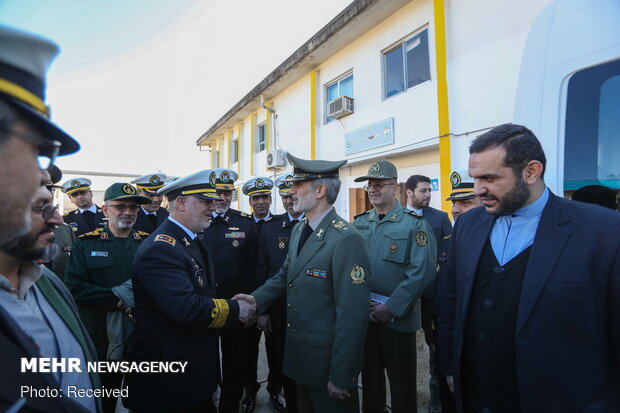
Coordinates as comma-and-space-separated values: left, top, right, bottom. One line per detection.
430, 179, 439, 191
344, 118, 394, 155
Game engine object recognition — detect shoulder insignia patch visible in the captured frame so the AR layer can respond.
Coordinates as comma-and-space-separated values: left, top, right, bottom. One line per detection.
407, 210, 423, 219
442, 234, 452, 240
137, 230, 150, 237
332, 220, 348, 231
416, 231, 428, 246
154, 234, 176, 246
239, 211, 250, 218
79, 228, 104, 238
350, 265, 366, 284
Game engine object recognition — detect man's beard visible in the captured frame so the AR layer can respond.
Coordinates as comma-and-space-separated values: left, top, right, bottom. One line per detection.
114, 215, 137, 230
488, 176, 530, 216
215, 205, 229, 215
0, 227, 58, 262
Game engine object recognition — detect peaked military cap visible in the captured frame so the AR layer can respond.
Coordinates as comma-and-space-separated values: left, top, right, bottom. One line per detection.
131, 173, 168, 194
104, 183, 150, 204
62, 177, 91, 195
0, 25, 79, 155
354, 160, 398, 182
446, 170, 476, 201
46, 164, 63, 190
213, 168, 238, 191
275, 174, 294, 196
242, 176, 274, 197
158, 169, 222, 201
286, 153, 347, 182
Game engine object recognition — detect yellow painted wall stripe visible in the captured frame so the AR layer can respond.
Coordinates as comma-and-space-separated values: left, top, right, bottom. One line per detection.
250, 114, 256, 174
310, 71, 317, 160
265, 106, 271, 152
227, 130, 231, 169
237, 123, 242, 175
433, 0, 452, 214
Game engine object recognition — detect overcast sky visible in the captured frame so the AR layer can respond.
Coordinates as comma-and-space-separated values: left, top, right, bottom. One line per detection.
1, 0, 352, 178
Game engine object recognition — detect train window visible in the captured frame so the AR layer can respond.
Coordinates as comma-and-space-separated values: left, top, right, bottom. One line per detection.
564, 59, 620, 190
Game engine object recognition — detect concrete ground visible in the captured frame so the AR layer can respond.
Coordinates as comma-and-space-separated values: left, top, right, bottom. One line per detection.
117, 330, 431, 413
249, 330, 431, 413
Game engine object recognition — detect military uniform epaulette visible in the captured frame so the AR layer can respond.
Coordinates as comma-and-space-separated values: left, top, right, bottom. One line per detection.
79, 227, 104, 238
330, 219, 352, 233
229, 209, 253, 219
63, 209, 78, 217
405, 208, 424, 219
136, 230, 150, 237
353, 210, 371, 220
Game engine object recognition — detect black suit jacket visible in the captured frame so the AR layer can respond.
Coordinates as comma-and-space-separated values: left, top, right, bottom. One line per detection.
132, 207, 169, 234
201, 208, 258, 297
63, 206, 106, 237
438, 193, 620, 413
422, 206, 452, 251
126, 219, 240, 413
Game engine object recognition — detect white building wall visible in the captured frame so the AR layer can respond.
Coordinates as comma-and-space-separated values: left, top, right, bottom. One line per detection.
445, 0, 555, 170
211, 0, 560, 216
316, 0, 438, 162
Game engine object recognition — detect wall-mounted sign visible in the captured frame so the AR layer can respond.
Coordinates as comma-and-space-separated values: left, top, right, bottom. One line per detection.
430, 179, 439, 191
344, 118, 394, 155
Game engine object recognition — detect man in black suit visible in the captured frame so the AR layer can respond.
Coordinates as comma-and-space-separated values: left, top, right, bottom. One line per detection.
438, 124, 620, 413
62, 178, 106, 237
126, 169, 254, 413
201, 168, 258, 413
405, 174, 451, 412
131, 173, 170, 234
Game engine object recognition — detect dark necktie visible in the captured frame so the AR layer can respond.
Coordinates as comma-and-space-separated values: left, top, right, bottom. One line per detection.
378, 214, 385, 221
297, 224, 314, 254
290, 219, 299, 227
82, 210, 96, 229
147, 213, 157, 229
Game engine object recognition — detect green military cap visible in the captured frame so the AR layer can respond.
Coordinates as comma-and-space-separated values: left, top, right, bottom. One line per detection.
353, 160, 398, 182
286, 153, 347, 182
104, 183, 151, 204
242, 176, 274, 197
131, 173, 168, 194
62, 177, 91, 195
46, 164, 63, 190
446, 170, 476, 201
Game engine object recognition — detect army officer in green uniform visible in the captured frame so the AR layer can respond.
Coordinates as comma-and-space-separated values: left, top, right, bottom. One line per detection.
234, 153, 371, 413
65, 183, 150, 413
352, 160, 437, 413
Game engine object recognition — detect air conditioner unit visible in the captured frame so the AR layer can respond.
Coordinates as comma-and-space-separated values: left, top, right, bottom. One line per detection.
328, 96, 354, 119
266, 149, 286, 169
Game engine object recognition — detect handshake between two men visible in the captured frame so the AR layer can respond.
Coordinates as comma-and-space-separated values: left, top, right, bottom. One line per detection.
233, 293, 258, 326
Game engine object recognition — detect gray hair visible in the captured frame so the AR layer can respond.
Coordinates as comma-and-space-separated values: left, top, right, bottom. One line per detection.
312, 178, 341, 204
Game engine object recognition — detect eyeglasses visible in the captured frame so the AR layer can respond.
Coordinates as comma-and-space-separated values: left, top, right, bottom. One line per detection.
364, 182, 397, 192
0, 127, 61, 170
32, 203, 59, 219
108, 204, 140, 212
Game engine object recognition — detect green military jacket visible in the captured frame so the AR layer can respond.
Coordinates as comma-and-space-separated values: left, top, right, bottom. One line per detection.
253, 208, 371, 390
353, 201, 437, 333
65, 226, 148, 361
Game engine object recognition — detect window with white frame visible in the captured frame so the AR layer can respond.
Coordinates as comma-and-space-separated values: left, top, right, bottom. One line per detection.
325, 72, 353, 123
231, 138, 239, 164
383, 28, 430, 98
257, 122, 266, 152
